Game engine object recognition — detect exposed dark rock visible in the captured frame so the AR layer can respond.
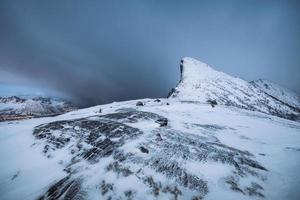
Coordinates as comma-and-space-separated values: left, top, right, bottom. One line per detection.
139, 146, 149, 154
106, 161, 133, 177
155, 118, 168, 127
33, 110, 267, 199
136, 101, 144, 106
37, 176, 85, 200
285, 147, 300, 151
11, 171, 20, 181
100, 180, 114, 195
167, 88, 176, 98
245, 182, 264, 198
207, 99, 218, 108
156, 133, 163, 141
101, 111, 164, 123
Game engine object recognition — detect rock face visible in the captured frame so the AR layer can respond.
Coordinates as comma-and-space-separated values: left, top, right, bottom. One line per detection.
169, 57, 300, 121
0, 96, 76, 121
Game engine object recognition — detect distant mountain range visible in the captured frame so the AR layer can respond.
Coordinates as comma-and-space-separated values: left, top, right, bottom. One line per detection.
0, 96, 76, 121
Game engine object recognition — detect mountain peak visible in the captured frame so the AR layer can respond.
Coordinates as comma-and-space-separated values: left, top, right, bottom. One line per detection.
180, 57, 222, 84
169, 57, 300, 121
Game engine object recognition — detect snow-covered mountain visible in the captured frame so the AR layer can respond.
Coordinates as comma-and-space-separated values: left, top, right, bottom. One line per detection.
0, 96, 76, 121
0, 57, 299, 200
169, 57, 300, 121
250, 79, 300, 108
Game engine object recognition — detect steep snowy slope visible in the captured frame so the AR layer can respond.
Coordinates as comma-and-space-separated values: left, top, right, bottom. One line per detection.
169, 57, 300, 121
0, 99, 299, 200
251, 79, 300, 108
0, 96, 76, 121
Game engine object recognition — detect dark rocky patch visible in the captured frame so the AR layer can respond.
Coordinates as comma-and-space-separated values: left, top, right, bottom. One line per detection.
106, 161, 133, 177
195, 124, 226, 131
285, 147, 300, 151
100, 180, 114, 196
139, 146, 149, 154
155, 118, 168, 127
225, 176, 265, 198
33, 110, 267, 199
11, 171, 20, 181
33, 117, 142, 162
207, 99, 218, 108
136, 101, 144, 106
38, 176, 86, 200
101, 111, 164, 123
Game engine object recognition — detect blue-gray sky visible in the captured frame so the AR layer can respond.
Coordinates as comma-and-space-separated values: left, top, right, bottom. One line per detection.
0, 0, 299, 106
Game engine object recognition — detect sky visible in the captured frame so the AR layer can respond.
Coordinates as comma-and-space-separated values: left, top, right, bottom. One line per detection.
0, 0, 299, 107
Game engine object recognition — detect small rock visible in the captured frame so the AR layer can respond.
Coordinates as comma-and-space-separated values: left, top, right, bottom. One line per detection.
155, 118, 168, 127
139, 146, 149, 154
156, 133, 163, 141
11, 171, 20, 181
207, 99, 217, 108
154, 99, 161, 102
136, 101, 144, 106
166, 103, 170, 105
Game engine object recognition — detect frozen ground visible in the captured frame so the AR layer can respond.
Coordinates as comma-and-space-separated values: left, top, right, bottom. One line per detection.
0, 98, 299, 200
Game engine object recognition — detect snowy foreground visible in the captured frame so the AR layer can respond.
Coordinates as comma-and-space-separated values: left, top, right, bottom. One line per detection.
0, 99, 299, 200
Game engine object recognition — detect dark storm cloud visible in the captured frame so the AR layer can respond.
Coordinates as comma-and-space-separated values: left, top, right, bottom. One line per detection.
0, 0, 299, 106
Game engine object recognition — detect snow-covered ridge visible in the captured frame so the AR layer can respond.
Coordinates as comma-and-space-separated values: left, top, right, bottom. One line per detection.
251, 79, 300, 108
169, 57, 300, 121
0, 96, 76, 121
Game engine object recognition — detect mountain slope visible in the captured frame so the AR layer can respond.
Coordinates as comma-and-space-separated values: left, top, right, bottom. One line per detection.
0, 99, 299, 200
169, 57, 300, 121
0, 96, 76, 121
0, 57, 300, 200
251, 79, 300, 108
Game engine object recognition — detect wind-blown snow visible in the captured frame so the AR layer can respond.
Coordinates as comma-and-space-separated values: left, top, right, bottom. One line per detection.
0, 98, 299, 200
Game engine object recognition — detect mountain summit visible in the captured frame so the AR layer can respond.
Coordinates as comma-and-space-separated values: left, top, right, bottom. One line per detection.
169, 57, 300, 121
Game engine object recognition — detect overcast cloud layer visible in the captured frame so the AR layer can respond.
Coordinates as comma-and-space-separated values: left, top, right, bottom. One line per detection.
0, 0, 299, 106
